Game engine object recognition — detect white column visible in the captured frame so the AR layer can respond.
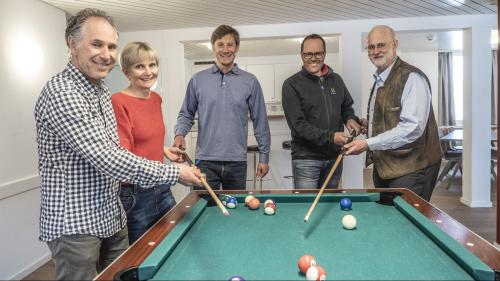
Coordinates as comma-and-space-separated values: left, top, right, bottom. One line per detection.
339, 31, 364, 188
461, 27, 492, 207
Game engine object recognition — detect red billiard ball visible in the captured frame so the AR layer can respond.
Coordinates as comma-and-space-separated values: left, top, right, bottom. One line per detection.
298, 254, 317, 274
248, 198, 260, 210
264, 202, 276, 209
264, 198, 275, 205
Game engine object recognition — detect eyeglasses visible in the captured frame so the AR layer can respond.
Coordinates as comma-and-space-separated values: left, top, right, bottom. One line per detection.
301, 51, 325, 60
367, 41, 392, 51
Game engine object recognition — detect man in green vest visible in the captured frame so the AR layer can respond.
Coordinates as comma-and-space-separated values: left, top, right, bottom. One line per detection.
343, 25, 443, 201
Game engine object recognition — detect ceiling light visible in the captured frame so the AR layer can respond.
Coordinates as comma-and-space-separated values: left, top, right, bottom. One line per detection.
445, 0, 465, 7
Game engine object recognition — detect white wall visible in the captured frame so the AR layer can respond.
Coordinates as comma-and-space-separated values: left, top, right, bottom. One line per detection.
0, 0, 67, 279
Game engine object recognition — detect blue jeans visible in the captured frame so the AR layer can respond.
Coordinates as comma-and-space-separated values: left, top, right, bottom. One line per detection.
119, 183, 176, 244
194, 160, 247, 190
47, 226, 128, 280
292, 159, 343, 189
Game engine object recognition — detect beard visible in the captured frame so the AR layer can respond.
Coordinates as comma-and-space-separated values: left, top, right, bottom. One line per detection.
370, 56, 387, 68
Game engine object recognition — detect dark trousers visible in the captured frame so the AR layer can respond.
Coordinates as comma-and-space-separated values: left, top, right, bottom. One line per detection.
47, 226, 128, 280
120, 183, 176, 244
373, 162, 441, 201
194, 160, 247, 190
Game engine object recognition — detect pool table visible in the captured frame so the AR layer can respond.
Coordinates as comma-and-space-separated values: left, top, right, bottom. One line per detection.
95, 189, 500, 280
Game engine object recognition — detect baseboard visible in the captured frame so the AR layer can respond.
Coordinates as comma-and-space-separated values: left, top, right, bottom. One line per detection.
459, 196, 493, 207
0, 175, 40, 201
9, 253, 51, 280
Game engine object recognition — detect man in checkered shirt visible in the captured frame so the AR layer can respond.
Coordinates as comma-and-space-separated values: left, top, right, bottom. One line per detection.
34, 8, 202, 280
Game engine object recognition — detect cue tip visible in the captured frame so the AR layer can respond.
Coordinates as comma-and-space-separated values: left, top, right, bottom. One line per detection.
223, 210, 230, 216
304, 216, 309, 223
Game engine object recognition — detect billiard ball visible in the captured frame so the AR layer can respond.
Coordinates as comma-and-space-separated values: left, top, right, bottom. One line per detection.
298, 254, 317, 274
226, 197, 237, 209
244, 195, 255, 205
342, 214, 357, 230
228, 275, 245, 281
306, 265, 326, 281
264, 206, 275, 215
264, 202, 276, 209
220, 194, 231, 206
340, 198, 352, 210
248, 198, 260, 210
264, 198, 274, 205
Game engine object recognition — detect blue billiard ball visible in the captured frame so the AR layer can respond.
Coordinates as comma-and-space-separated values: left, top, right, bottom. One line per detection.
340, 198, 352, 210
226, 196, 238, 209
228, 275, 245, 281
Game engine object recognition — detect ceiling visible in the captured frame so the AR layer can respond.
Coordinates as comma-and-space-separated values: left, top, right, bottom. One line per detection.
184, 30, 479, 59
42, 0, 497, 32
41, 0, 497, 59
185, 37, 340, 59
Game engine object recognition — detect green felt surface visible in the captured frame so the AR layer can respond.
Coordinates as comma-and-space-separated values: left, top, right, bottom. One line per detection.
141, 193, 491, 280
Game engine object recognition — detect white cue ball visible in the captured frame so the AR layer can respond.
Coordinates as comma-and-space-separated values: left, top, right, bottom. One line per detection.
342, 214, 357, 230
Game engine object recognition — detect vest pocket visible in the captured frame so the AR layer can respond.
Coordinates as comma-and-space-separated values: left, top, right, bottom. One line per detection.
386, 147, 413, 157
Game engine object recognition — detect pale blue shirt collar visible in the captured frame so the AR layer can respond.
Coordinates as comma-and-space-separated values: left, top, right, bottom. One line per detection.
373, 58, 397, 86
210, 63, 241, 75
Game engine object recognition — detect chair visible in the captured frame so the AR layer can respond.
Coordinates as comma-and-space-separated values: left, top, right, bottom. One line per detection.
491, 146, 497, 182
282, 140, 293, 181
437, 127, 463, 188
282, 140, 291, 150
247, 145, 261, 190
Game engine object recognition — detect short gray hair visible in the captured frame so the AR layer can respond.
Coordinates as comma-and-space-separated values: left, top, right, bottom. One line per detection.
65, 8, 117, 47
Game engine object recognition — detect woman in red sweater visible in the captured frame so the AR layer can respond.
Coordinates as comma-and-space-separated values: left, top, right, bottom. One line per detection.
112, 42, 182, 244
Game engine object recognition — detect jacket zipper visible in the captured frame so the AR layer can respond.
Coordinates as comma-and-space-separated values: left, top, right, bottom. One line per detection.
319, 77, 331, 130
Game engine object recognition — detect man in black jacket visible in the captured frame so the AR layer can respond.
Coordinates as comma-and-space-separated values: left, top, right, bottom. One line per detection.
282, 34, 362, 189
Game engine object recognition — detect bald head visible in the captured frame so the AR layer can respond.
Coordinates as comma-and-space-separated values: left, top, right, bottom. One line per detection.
368, 25, 396, 42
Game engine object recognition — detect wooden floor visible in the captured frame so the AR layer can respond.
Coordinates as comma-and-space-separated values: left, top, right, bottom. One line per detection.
23, 167, 498, 280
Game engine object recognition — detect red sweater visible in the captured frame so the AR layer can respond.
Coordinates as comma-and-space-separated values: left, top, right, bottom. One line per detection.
111, 91, 165, 163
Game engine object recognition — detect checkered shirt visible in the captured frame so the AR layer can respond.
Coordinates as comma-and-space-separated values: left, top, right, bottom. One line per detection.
35, 62, 180, 242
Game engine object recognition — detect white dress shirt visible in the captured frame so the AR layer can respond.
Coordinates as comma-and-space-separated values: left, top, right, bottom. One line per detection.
367, 60, 431, 151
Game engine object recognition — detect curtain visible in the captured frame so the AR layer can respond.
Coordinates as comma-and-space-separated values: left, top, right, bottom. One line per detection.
438, 52, 455, 126
492, 49, 497, 125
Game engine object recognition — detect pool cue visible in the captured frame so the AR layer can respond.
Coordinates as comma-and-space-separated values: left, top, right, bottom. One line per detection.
304, 131, 357, 223
181, 151, 230, 216
304, 152, 344, 222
